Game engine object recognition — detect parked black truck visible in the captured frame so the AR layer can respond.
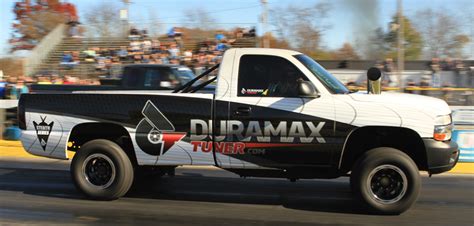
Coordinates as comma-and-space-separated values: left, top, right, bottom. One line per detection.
30, 64, 200, 93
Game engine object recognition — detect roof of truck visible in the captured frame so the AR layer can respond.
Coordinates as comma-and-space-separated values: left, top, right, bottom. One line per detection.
230, 48, 302, 56
124, 64, 189, 68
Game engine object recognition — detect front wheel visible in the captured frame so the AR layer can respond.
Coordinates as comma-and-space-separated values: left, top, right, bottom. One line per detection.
350, 147, 421, 215
71, 139, 134, 200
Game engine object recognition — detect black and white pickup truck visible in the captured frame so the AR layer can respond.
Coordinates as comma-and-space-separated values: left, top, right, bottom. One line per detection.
18, 48, 459, 214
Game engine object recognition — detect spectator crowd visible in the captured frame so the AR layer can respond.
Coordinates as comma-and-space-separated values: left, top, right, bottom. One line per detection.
0, 73, 102, 100
365, 57, 474, 89
2, 27, 256, 100
427, 57, 470, 88
59, 26, 246, 78
2, 25, 473, 101
0, 75, 29, 100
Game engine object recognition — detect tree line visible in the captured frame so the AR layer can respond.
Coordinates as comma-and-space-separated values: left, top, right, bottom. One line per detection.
269, 2, 470, 60
8, 0, 471, 60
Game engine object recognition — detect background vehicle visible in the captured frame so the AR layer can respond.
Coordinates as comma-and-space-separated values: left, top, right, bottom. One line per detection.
29, 64, 203, 93
18, 48, 459, 215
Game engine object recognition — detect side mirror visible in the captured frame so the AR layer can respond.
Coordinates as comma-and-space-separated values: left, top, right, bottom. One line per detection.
160, 81, 172, 88
298, 81, 320, 98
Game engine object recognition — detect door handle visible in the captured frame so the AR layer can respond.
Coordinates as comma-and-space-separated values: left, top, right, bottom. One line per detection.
234, 107, 251, 116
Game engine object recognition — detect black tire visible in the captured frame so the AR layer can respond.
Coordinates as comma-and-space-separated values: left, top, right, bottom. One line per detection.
350, 147, 421, 215
71, 139, 134, 200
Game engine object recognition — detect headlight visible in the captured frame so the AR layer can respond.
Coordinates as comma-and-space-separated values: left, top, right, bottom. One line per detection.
434, 115, 451, 125
434, 124, 452, 141
434, 115, 452, 141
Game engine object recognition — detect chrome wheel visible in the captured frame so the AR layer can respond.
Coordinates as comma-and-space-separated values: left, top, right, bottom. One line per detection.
366, 164, 408, 204
82, 153, 116, 189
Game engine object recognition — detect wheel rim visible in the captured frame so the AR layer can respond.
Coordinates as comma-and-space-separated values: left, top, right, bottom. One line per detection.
82, 153, 116, 189
366, 164, 408, 204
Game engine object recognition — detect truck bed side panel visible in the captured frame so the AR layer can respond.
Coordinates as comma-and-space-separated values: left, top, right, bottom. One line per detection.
20, 93, 218, 165
22, 112, 90, 159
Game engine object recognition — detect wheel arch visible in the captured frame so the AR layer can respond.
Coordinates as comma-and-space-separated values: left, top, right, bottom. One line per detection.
338, 126, 428, 173
67, 122, 137, 166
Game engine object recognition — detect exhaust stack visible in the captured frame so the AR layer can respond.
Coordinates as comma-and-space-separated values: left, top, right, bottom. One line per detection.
367, 67, 382, 94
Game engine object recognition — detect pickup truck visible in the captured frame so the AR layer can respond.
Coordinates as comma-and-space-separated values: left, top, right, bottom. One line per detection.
30, 64, 199, 93
18, 48, 459, 215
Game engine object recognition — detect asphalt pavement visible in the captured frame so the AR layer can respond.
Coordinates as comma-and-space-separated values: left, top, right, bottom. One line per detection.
0, 157, 473, 225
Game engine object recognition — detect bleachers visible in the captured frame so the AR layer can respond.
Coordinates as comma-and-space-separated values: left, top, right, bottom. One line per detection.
32, 36, 257, 78
34, 37, 132, 78
43, 38, 130, 65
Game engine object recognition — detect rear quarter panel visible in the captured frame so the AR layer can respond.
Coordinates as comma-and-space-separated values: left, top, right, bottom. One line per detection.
22, 111, 89, 159
19, 92, 218, 166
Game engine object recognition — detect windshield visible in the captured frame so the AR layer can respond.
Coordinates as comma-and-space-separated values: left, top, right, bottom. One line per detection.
294, 54, 349, 94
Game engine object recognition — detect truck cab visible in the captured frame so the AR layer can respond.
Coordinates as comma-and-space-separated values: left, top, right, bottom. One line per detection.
18, 48, 459, 214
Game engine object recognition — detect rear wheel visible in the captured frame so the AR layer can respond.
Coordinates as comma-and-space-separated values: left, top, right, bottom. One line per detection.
350, 147, 421, 215
71, 139, 134, 200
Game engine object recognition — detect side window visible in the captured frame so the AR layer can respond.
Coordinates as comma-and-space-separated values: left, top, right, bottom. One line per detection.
237, 55, 308, 97
142, 68, 180, 89
159, 69, 180, 89
144, 69, 161, 88
123, 67, 144, 88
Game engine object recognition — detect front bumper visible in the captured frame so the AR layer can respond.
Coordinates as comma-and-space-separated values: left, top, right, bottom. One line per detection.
424, 139, 459, 174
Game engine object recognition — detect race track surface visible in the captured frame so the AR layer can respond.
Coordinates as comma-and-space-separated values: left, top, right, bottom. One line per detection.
0, 157, 473, 225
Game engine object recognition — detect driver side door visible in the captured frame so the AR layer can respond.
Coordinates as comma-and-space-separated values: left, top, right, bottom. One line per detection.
226, 54, 336, 169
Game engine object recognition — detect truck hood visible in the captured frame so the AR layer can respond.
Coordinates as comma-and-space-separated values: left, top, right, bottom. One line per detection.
348, 92, 451, 116
330, 92, 451, 137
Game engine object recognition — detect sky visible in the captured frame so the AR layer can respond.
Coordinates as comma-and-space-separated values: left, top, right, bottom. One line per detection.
0, 0, 473, 58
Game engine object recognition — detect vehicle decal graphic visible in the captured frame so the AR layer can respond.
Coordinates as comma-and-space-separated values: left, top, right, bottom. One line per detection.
190, 119, 326, 143
33, 116, 54, 151
190, 141, 307, 154
240, 88, 268, 96
135, 100, 186, 156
